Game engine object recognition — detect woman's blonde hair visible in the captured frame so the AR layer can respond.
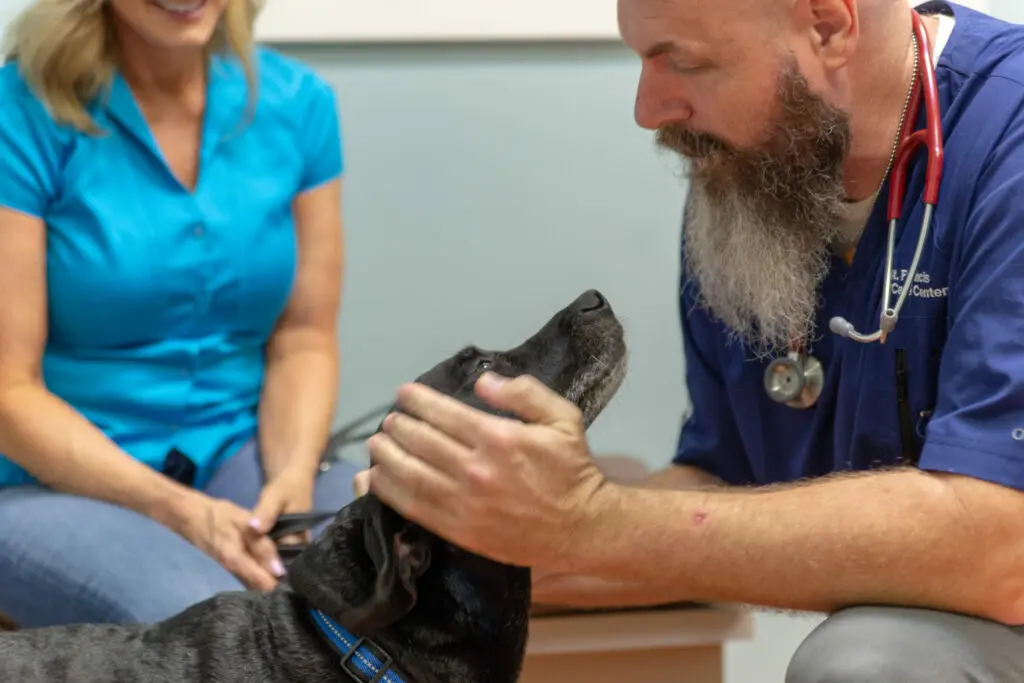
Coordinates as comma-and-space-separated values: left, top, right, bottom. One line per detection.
2, 0, 264, 134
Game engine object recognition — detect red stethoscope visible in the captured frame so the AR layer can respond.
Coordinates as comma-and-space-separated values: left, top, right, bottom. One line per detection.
764, 9, 946, 409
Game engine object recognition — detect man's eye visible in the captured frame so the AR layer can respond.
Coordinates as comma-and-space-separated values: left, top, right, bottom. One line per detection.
672, 61, 711, 74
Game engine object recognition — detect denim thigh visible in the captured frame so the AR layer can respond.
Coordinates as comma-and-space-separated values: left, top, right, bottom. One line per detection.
0, 440, 360, 628
0, 486, 244, 628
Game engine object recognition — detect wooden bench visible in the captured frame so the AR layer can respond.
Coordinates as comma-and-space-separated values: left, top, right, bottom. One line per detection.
0, 612, 14, 632
522, 603, 753, 683
516, 457, 755, 682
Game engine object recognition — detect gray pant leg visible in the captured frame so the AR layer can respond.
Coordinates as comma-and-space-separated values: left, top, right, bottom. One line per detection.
786, 605, 1024, 683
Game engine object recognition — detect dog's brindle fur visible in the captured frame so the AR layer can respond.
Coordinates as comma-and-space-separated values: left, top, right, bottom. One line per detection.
0, 289, 627, 683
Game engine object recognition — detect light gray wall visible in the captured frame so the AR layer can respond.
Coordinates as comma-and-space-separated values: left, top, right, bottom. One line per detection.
311, 41, 691, 470
285, 4, 1021, 681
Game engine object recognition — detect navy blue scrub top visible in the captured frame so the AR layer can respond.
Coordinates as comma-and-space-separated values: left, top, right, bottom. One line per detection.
674, 2, 1024, 491
0, 48, 344, 488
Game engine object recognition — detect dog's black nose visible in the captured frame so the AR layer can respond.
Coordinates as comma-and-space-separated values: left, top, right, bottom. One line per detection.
572, 289, 607, 315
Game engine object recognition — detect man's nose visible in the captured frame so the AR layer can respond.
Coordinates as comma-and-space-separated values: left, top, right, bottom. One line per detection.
634, 73, 693, 130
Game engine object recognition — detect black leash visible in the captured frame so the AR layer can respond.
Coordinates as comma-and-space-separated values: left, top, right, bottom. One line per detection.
270, 402, 394, 559
319, 402, 394, 469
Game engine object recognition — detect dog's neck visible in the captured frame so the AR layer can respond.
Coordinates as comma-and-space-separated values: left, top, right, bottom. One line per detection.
307, 608, 412, 683
288, 565, 531, 683
284, 495, 532, 683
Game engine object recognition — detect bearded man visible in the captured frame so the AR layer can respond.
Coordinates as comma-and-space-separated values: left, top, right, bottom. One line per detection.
360, 1, 1024, 680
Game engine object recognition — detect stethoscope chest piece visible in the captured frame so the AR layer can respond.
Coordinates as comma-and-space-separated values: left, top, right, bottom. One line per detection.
763, 351, 824, 409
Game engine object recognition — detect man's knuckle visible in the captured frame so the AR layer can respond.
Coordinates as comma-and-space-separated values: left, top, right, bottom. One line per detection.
513, 374, 543, 394
481, 421, 518, 451
465, 461, 497, 491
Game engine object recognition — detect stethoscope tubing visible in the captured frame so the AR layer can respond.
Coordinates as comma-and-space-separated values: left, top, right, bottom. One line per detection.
766, 8, 946, 408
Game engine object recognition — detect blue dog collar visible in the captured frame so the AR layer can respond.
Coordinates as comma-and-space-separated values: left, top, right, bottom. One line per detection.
309, 609, 407, 683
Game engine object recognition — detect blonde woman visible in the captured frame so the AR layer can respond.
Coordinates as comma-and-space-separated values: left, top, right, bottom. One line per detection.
0, 0, 360, 627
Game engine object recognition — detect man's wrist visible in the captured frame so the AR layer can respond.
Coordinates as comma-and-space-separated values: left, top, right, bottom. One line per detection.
561, 478, 630, 574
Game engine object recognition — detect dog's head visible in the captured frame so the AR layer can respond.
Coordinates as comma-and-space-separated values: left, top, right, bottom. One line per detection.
288, 290, 626, 676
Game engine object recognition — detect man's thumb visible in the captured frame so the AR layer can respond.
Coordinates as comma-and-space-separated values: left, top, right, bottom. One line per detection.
475, 372, 580, 425
352, 469, 370, 498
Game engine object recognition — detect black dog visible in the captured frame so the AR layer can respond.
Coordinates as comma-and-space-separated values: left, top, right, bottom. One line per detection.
0, 289, 627, 683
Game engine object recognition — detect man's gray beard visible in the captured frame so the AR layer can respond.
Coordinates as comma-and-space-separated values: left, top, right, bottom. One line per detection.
682, 172, 845, 359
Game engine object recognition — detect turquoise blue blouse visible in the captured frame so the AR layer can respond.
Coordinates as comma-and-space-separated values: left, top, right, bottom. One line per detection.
0, 48, 344, 488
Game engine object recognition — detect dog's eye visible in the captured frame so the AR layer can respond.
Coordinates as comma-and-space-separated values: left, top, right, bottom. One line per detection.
474, 359, 492, 373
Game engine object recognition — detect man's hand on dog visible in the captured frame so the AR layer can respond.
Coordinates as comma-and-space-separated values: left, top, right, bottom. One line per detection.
365, 371, 617, 570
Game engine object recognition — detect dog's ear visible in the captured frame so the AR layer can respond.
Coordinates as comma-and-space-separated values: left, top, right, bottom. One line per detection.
337, 498, 433, 635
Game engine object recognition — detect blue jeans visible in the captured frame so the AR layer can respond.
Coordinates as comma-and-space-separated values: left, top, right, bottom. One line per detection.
0, 439, 361, 627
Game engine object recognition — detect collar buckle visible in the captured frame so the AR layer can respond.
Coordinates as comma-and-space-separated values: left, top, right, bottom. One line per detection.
341, 636, 396, 683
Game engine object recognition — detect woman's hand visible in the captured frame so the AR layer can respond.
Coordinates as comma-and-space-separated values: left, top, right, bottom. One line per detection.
176, 492, 286, 591
250, 468, 317, 546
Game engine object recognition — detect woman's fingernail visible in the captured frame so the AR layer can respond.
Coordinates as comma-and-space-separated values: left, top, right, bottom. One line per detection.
271, 559, 286, 577
248, 519, 262, 532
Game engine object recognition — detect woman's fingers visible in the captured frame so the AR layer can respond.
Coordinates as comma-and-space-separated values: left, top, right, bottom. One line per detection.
209, 500, 284, 590
219, 541, 279, 592
247, 533, 287, 579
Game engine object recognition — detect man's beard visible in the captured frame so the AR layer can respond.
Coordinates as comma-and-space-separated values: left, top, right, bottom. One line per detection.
658, 58, 852, 358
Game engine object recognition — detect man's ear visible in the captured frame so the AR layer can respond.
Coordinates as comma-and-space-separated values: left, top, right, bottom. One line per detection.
336, 498, 432, 635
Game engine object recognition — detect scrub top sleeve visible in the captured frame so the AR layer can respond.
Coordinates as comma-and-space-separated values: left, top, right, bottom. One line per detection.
0, 85, 64, 219
296, 77, 345, 193
672, 281, 753, 486
917, 122, 1024, 491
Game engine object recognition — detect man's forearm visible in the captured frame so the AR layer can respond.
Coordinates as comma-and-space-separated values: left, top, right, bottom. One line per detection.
532, 463, 724, 607
637, 462, 726, 489
259, 329, 339, 481
573, 468, 1024, 624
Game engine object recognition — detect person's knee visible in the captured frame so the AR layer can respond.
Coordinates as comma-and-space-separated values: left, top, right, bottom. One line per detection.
786, 606, 969, 683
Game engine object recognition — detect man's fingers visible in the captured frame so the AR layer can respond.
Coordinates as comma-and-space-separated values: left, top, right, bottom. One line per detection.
380, 412, 474, 480
367, 432, 460, 526
476, 372, 583, 427
394, 383, 489, 447
352, 469, 370, 497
